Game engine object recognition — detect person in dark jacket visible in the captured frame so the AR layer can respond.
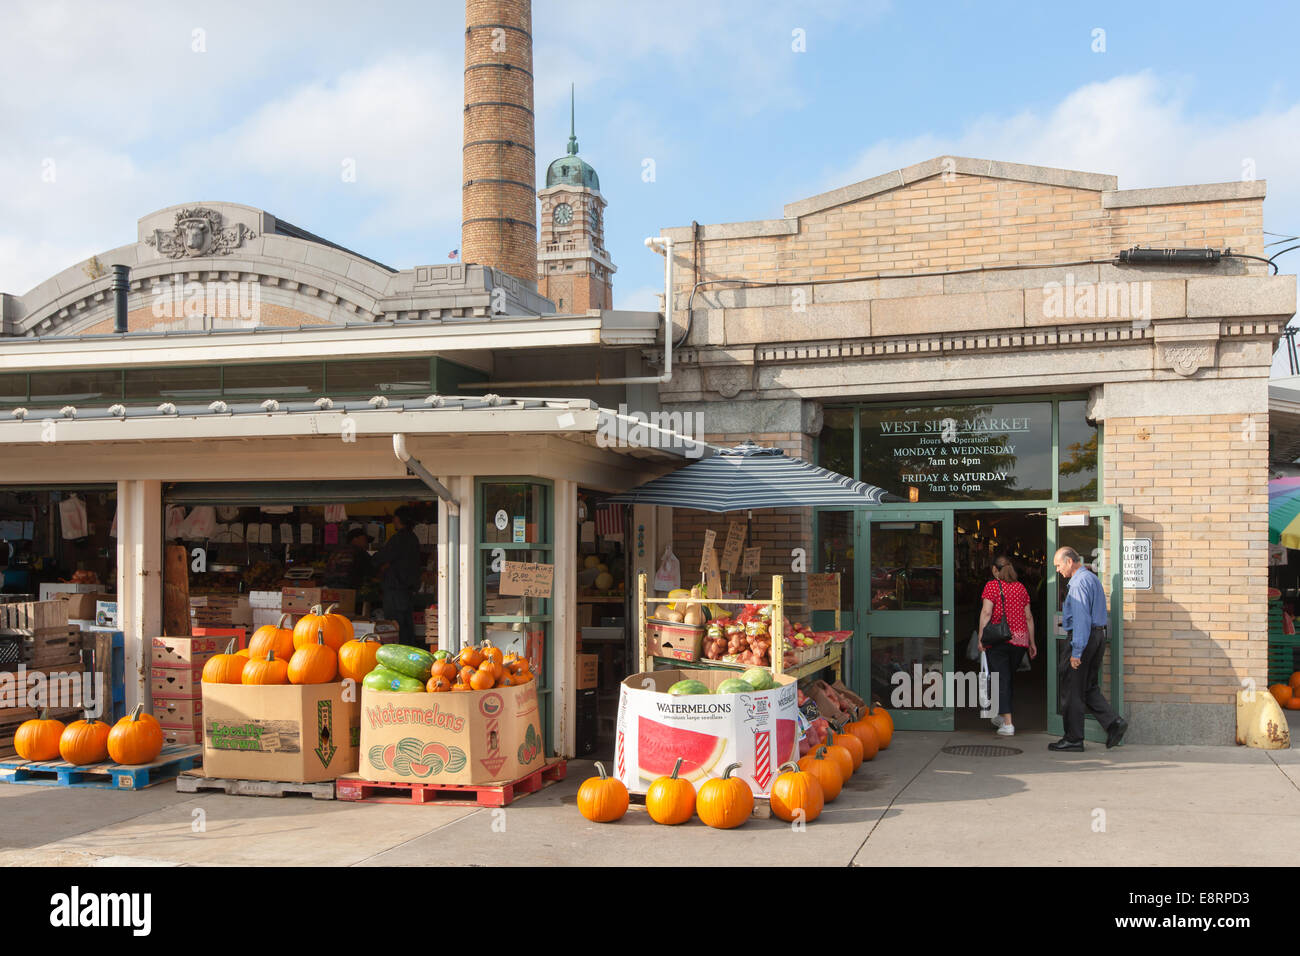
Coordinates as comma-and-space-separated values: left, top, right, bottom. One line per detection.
372, 506, 422, 647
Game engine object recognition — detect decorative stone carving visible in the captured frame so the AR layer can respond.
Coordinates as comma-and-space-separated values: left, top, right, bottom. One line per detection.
1160, 342, 1215, 377
704, 365, 752, 399
146, 207, 255, 259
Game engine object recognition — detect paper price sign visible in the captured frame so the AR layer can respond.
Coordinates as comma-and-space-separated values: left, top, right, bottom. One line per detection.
499, 561, 554, 598
704, 548, 723, 607
721, 521, 746, 574
807, 573, 840, 611
742, 547, 761, 575
699, 529, 717, 573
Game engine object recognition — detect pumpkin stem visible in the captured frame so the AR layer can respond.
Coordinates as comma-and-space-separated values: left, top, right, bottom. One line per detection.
39, 707, 50, 720
129, 703, 144, 722
323, 603, 338, 616
594, 761, 609, 780
225, 638, 237, 655
778, 761, 799, 774
670, 756, 683, 780
814, 745, 829, 760
721, 762, 742, 780
277, 613, 292, 630
267, 649, 276, 662
317, 627, 326, 646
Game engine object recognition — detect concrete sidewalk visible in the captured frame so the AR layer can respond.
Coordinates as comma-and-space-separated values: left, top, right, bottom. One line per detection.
1, 729, 1296, 867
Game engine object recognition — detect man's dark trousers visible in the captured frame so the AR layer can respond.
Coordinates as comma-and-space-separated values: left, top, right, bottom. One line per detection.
1061, 625, 1119, 741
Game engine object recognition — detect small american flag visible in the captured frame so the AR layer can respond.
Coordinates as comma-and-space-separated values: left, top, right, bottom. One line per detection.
448, 249, 459, 260
595, 504, 623, 539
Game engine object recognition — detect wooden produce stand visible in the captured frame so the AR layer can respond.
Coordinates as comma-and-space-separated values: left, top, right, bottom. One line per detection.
636, 572, 842, 681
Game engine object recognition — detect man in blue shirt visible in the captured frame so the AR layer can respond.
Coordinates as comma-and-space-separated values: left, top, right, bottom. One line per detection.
1050, 547, 1127, 751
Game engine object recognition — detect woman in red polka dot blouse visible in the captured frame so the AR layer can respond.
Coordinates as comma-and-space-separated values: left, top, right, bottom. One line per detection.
977, 555, 1036, 736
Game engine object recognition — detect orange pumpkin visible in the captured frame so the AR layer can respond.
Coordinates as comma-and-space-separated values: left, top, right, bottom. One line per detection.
1288, 696, 1300, 711
338, 635, 381, 684
236, 648, 252, 658
1290, 671, 1300, 694
249, 614, 296, 663
451, 682, 472, 692
288, 630, 338, 685
469, 668, 495, 691
14, 708, 65, 761
576, 761, 628, 823
513, 668, 534, 684
829, 723, 864, 770
696, 763, 753, 829
769, 761, 824, 823
798, 746, 844, 802
645, 756, 696, 825
429, 658, 459, 684
202, 639, 249, 684
1270, 684, 1293, 708
459, 645, 485, 670
845, 713, 881, 761
107, 704, 165, 765
59, 716, 111, 765
426, 675, 452, 693
292, 604, 353, 652
242, 649, 290, 685
481, 642, 504, 672
458, 665, 478, 686
863, 704, 894, 750
818, 735, 855, 781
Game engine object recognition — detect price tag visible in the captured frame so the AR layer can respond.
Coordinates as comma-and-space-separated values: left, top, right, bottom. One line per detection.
721, 521, 746, 574
742, 546, 761, 575
499, 561, 554, 598
807, 573, 840, 611
704, 547, 723, 606
699, 529, 717, 573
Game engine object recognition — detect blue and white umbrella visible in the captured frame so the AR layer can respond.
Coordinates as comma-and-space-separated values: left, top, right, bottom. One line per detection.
608, 441, 895, 512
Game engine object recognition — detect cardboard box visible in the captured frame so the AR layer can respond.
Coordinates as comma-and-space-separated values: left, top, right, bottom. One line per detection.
152, 636, 224, 668
249, 590, 283, 610
153, 696, 203, 727
54, 591, 109, 620
282, 587, 357, 615
577, 653, 599, 690
39, 583, 99, 601
359, 681, 543, 786
202, 682, 361, 783
162, 728, 203, 747
808, 680, 854, 725
151, 665, 204, 699
615, 669, 798, 796
94, 601, 118, 628
575, 604, 593, 628
646, 620, 704, 662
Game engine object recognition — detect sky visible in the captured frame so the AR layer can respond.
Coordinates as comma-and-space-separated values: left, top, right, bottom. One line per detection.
2, 0, 1299, 367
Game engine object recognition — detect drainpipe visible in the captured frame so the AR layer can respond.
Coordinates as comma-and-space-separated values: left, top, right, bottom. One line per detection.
111, 265, 130, 333
468, 234, 675, 388
393, 434, 460, 652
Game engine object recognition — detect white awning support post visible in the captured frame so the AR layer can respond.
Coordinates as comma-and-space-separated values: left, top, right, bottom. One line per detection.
116, 479, 162, 715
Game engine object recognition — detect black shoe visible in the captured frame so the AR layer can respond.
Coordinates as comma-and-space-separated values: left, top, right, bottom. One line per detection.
1048, 738, 1084, 752
1106, 717, 1128, 749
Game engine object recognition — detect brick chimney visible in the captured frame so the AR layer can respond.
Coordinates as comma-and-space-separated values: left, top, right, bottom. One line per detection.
462, 0, 537, 288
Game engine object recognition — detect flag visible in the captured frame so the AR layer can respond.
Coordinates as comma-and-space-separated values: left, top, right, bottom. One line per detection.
448, 249, 459, 260
595, 504, 624, 540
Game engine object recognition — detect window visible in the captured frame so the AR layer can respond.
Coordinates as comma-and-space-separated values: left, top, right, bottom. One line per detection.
325, 358, 430, 396
1057, 400, 1099, 502
29, 370, 122, 405
221, 363, 323, 398
0, 373, 27, 405
124, 367, 221, 402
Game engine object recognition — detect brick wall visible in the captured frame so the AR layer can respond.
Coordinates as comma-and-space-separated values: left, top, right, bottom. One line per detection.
1105, 414, 1269, 708
77, 301, 325, 336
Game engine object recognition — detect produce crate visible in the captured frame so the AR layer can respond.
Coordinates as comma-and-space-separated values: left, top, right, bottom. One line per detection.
0, 745, 201, 790
0, 601, 68, 631
646, 620, 703, 662
1269, 635, 1300, 686
336, 759, 566, 807
176, 769, 336, 800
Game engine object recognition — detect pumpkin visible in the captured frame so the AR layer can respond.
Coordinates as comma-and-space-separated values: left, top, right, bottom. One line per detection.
249, 613, 296, 663
14, 708, 65, 761
459, 645, 485, 670
429, 658, 459, 684
236, 648, 252, 658
696, 762, 753, 829
1291, 672, 1300, 694
497, 672, 517, 687
107, 704, 165, 765
469, 668, 495, 691
645, 756, 696, 825
502, 652, 522, 672
1270, 684, 1293, 707
426, 675, 452, 692
1288, 696, 1300, 711
292, 604, 353, 652
337, 635, 381, 683
863, 704, 894, 749
845, 712, 881, 761
59, 715, 111, 765
242, 649, 290, 685
288, 630, 338, 685
451, 682, 472, 692
202, 639, 249, 684
482, 642, 504, 670
769, 761, 824, 823
798, 745, 844, 801
513, 666, 534, 683
829, 723, 864, 770
818, 734, 855, 781
459, 664, 478, 686
577, 761, 628, 822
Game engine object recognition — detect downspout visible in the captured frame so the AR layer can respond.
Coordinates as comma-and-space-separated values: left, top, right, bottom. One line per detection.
468, 234, 675, 388
393, 434, 460, 652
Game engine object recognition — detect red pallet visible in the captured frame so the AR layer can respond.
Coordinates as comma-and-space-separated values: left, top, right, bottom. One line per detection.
336, 759, 567, 808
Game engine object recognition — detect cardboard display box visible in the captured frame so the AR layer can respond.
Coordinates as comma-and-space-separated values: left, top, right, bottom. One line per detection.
615, 669, 798, 796
282, 587, 356, 615
162, 728, 203, 747
53, 591, 110, 620
154, 696, 203, 727
646, 620, 704, 662
359, 682, 544, 786
202, 682, 360, 783
152, 636, 224, 668
38, 583, 100, 601
151, 665, 204, 699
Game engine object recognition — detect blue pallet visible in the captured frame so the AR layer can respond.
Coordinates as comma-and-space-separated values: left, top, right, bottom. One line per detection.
0, 745, 201, 790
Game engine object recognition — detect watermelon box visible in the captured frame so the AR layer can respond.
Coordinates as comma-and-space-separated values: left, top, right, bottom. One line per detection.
202, 682, 361, 783
615, 669, 799, 797
358, 682, 545, 786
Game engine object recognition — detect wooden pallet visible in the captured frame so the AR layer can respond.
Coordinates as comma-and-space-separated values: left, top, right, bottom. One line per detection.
336, 759, 567, 807
626, 790, 773, 820
0, 745, 201, 790
175, 769, 336, 800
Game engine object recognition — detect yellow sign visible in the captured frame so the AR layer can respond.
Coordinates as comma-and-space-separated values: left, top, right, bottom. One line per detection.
500, 561, 554, 598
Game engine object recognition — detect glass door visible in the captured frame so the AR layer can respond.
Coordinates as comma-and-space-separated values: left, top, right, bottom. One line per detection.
861, 511, 955, 731
1046, 505, 1123, 742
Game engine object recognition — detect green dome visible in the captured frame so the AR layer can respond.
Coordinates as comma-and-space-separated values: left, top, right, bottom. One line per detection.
546, 84, 600, 190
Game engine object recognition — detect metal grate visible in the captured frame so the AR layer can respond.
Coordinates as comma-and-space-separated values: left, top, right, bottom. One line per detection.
941, 744, 1022, 757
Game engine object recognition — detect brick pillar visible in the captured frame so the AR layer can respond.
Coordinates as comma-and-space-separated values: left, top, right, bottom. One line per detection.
463, 0, 537, 286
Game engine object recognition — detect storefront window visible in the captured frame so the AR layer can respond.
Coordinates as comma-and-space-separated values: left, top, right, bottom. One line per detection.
124, 367, 222, 402
325, 358, 431, 396
869, 520, 943, 610
819, 408, 854, 478
29, 369, 122, 405
221, 362, 325, 398
481, 482, 548, 544
0, 373, 26, 405
1058, 400, 1099, 502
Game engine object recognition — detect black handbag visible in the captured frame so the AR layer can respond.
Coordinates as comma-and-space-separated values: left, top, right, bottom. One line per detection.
982, 580, 1013, 646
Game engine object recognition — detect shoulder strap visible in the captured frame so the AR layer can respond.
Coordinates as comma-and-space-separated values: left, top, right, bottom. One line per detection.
996, 580, 1006, 617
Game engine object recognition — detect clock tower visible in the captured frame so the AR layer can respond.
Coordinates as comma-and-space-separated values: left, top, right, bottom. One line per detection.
538, 88, 614, 312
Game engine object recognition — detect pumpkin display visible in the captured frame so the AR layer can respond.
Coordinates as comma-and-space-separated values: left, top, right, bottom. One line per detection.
288, 630, 339, 685
201, 639, 249, 684
249, 614, 296, 663
458, 665, 477, 686
107, 704, 165, 765
242, 649, 290, 685
292, 604, 353, 652
469, 668, 495, 691
59, 716, 111, 765
14, 708, 65, 761
577, 761, 628, 822
845, 712, 881, 761
863, 704, 894, 750
429, 657, 459, 685
798, 745, 844, 802
818, 734, 855, 781
829, 722, 864, 770
338, 634, 382, 684
696, 763, 753, 829
459, 645, 485, 670
426, 675, 452, 692
645, 757, 696, 825
769, 761, 824, 823
1270, 684, 1293, 708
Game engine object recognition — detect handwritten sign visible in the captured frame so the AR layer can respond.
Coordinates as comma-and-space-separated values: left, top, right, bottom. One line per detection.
699, 529, 717, 573
500, 561, 554, 598
807, 573, 840, 611
704, 548, 723, 607
721, 521, 746, 574
742, 546, 761, 575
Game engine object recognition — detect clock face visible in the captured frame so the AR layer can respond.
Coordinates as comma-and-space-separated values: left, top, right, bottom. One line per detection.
553, 203, 573, 226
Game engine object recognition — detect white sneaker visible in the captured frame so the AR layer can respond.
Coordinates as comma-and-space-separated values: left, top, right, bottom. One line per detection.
997, 724, 1016, 737
990, 715, 1003, 728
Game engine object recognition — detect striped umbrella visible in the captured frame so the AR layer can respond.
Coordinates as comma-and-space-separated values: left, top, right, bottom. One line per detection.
1269, 477, 1300, 549
607, 441, 895, 512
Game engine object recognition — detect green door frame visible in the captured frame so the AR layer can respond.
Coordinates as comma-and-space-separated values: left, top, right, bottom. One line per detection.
1046, 504, 1124, 743
860, 510, 956, 731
